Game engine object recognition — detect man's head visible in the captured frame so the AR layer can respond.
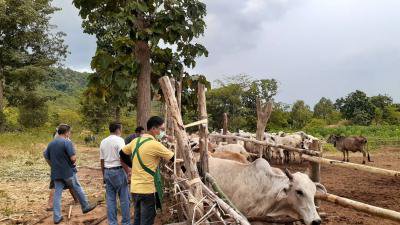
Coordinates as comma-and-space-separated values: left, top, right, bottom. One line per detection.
147, 116, 165, 140
135, 126, 145, 136
57, 124, 72, 139
109, 122, 123, 136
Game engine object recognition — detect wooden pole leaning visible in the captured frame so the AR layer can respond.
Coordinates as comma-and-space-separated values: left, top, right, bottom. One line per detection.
159, 76, 204, 220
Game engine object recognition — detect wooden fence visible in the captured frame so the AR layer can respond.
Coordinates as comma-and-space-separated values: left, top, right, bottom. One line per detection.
208, 132, 400, 223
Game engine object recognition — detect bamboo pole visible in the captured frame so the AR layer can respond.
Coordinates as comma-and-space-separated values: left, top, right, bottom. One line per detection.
317, 193, 400, 222
209, 134, 321, 156
159, 76, 204, 220
198, 83, 209, 180
302, 155, 400, 177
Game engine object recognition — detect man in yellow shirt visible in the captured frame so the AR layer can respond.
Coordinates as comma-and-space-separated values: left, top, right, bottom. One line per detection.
120, 116, 174, 225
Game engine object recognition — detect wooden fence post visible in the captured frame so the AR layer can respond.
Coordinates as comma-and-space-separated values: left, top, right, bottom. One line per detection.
159, 76, 204, 220
222, 113, 228, 142
256, 99, 273, 158
197, 83, 209, 181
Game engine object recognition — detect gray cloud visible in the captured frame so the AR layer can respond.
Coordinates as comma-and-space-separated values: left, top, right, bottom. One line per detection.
51, 0, 96, 72
51, 0, 400, 105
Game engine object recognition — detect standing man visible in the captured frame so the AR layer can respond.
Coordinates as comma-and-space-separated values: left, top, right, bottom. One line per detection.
43, 124, 96, 224
120, 116, 174, 225
125, 126, 145, 144
46, 127, 78, 211
100, 122, 131, 225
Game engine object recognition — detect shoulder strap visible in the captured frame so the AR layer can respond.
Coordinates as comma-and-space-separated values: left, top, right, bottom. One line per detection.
131, 137, 155, 176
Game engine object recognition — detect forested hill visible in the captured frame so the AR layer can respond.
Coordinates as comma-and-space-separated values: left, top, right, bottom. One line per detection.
44, 67, 91, 94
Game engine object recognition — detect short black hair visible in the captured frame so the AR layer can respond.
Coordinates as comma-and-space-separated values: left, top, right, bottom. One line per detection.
147, 116, 164, 130
135, 126, 145, 133
57, 124, 71, 135
109, 122, 122, 133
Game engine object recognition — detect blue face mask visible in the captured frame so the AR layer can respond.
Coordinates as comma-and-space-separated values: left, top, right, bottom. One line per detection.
156, 130, 166, 140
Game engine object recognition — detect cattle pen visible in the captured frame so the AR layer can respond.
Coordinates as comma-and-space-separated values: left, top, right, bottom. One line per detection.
158, 75, 400, 225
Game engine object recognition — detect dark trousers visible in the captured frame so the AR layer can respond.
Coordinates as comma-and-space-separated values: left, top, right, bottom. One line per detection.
132, 193, 156, 225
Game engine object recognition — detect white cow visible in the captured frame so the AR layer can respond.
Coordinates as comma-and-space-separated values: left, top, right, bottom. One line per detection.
273, 133, 306, 163
209, 157, 326, 225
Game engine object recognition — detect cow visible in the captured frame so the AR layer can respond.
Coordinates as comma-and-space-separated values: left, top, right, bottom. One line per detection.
215, 143, 250, 159
327, 135, 371, 164
193, 151, 249, 164
210, 151, 249, 164
272, 133, 305, 164
209, 157, 326, 225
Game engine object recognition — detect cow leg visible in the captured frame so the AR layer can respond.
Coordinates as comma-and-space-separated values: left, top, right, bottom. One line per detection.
342, 151, 346, 161
346, 150, 350, 162
362, 151, 366, 164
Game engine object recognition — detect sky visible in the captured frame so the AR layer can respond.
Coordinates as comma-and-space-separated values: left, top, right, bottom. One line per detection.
51, 0, 400, 106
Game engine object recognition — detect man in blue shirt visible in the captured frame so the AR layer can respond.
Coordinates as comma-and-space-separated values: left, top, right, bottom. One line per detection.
44, 124, 96, 224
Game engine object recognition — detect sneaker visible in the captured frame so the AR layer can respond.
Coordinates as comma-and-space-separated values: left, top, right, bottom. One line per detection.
54, 216, 63, 224
82, 204, 97, 214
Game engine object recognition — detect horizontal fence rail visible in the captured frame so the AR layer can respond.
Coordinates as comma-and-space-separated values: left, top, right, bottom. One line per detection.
317, 193, 400, 223
302, 155, 400, 178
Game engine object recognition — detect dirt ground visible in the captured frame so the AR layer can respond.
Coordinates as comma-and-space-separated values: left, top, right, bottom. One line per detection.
1, 146, 400, 225
274, 147, 400, 225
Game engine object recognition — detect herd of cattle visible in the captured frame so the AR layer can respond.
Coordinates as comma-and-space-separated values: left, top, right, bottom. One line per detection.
189, 130, 371, 165
184, 130, 371, 225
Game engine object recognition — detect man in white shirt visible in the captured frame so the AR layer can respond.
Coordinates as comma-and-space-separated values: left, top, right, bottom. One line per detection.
100, 122, 130, 225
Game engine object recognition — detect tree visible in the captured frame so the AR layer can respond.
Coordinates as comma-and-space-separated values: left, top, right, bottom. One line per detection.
268, 103, 290, 130
290, 100, 312, 129
335, 90, 375, 125
80, 95, 113, 134
73, 0, 208, 128
0, 0, 67, 127
205, 75, 278, 132
314, 97, 335, 120
370, 94, 393, 110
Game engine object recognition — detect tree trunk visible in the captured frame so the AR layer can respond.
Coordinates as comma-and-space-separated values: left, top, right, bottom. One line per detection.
115, 106, 121, 122
256, 99, 273, 158
0, 76, 4, 111
135, 40, 152, 129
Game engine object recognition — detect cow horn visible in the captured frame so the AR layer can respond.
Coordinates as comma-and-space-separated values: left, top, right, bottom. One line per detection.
284, 168, 293, 181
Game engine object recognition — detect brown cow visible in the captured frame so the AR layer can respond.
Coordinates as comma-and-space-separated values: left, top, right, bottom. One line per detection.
210, 151, 249, 164
327, 135, 371, 164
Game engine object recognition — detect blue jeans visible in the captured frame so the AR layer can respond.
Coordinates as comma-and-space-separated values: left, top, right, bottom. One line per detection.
104, 168, 131, 225
132, 193, 156, 225
53, 173, 90, 222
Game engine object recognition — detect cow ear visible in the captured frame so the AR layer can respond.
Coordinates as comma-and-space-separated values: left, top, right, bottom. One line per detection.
276, 187, 289, 201
315, 183, 327, 194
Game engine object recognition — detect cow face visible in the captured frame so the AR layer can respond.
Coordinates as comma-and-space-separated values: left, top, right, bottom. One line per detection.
277, 170, 326, 225
327, 134, 340, 144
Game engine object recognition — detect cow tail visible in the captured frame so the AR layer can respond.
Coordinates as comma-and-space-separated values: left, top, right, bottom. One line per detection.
366, 140, 371, 162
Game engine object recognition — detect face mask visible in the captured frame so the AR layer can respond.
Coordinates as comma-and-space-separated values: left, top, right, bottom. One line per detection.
156, 130, 166, 140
